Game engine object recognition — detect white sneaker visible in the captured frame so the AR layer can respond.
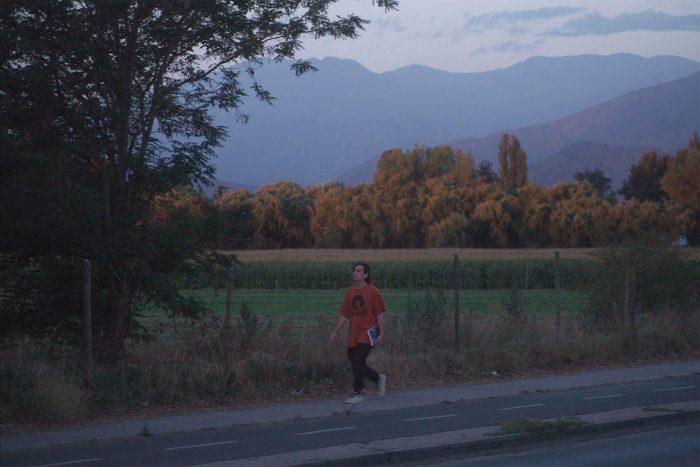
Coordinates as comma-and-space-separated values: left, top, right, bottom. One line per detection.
344, 392, 364, 404
378, 374, 386, 397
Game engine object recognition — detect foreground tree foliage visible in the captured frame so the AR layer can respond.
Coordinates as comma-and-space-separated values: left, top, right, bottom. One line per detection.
0, 0, 398, 357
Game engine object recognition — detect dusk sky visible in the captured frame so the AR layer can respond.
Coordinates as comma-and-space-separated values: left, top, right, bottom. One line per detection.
300, 0, 700, 73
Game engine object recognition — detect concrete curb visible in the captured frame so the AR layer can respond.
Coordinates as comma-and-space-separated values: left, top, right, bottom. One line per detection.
198, 401, 700, 466
343, 410, 700, 467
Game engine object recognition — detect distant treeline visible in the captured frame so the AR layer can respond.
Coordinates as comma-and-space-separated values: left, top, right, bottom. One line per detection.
157, 133, 700, 248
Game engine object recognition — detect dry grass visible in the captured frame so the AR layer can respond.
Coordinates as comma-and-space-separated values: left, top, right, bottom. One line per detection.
4, 245, 697, 428
0, 339, 87, 423
223, 248, 601, 262
4, 309, 698, 427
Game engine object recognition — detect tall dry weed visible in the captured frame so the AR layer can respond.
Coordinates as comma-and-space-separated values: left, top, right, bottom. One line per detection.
3, 305, 698, 425
0, 338, 86, 423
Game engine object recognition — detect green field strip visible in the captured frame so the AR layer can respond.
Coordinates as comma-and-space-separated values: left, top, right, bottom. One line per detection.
180, 288, 585, 316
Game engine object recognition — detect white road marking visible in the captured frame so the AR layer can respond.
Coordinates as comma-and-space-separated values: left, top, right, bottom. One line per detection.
295, 426, 357, 436
32, 459, 101, 467
583, 393, 624, 400
654, 385, 696, 392
497, 403, 545, 411
165, 440, 238, 451
404, 414, 458, 422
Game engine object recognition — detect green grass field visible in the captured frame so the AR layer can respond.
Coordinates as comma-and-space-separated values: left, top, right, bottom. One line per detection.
184, 288, 586, 317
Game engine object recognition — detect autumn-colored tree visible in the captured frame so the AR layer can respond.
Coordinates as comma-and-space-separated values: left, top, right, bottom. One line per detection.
309, 183, 356, 247
426, 213, 472, 247
612, 199, 691, 243
213, 189, 255, 249
515, 183, 553, 246
548, 182, 616, 247
251, 182, 311, 248
346, 184, 376, 248
151, 187, 207, 223
421, 177, 476, 228
660, 132, 700, 245
419, 149, 477, 229
619, 151, 670, 202
370, 145, 479, 247
453, 152, 478, 184
498, 133, 528, 190
370, 148, 425, 247
471, 200, 509, 247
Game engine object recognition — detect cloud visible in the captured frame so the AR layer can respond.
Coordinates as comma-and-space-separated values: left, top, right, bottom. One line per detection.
550, 10, 700, 36
464, 7, 582, 32
472, 38, 546, 56
372, 16, 405, 34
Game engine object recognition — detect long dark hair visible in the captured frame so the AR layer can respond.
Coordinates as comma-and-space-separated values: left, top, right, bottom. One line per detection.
353, 262, 371, 284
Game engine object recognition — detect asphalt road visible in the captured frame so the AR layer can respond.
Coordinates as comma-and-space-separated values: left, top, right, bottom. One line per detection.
438, 424, 700, 467
2, 374, 699, 467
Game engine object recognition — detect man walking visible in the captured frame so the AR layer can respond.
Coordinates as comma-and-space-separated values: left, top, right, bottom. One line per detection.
330, 262, 387, 403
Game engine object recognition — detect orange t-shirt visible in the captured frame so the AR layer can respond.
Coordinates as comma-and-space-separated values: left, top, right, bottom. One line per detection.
340, 283, 386, 347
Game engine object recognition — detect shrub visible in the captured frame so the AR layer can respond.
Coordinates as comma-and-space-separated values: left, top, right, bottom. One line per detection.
502, 279, 526, 317
404, 289, 448, 349
234, 301, 271, 352
583, 239, 700, 327
0, 338, 86, 423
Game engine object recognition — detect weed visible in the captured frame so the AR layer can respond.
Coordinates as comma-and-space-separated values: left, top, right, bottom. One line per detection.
488, 416, 583, 436
502, 279, 525, 317
3, 306, 699, 426
234, 301, 271, 352
405, 289, 448, 349
642, 406, 677, 413
139, 422, 153, 437
0, 339, 86, 423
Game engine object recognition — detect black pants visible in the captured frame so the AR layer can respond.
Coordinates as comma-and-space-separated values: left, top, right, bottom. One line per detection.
347, 343, 379, 393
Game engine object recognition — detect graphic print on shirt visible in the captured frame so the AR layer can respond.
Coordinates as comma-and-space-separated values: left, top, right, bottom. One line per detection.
350, 294, 367, 316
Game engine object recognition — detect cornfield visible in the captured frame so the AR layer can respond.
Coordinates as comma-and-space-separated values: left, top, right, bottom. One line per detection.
186, 259, 594, 290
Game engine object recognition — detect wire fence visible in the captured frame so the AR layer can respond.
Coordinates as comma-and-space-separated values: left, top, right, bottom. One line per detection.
2, 252, 596, 380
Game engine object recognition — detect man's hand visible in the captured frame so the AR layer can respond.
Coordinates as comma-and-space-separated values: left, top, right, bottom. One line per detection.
376, 333, 384, 345
330, 316, 347, 343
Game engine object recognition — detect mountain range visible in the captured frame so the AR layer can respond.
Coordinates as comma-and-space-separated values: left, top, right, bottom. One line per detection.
212, 54, 700, 190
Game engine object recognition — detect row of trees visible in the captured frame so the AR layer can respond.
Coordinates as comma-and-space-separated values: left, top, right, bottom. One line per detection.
157, 133, 700, 249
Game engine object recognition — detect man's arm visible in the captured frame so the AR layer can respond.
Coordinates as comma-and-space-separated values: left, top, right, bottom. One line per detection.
329, 316, 348, 343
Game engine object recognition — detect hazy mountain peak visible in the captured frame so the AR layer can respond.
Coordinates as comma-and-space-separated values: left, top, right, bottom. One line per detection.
215, 54, 700, 187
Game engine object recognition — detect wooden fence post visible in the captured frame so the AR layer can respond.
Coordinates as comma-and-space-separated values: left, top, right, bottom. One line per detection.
622, 258, 632, 340
224, 267, 234, 330
630, 259, 636, 342
453, 254, 460, 352
554, 251, 561, 343
83, 259, 93, 385
624, 256, 637, 344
